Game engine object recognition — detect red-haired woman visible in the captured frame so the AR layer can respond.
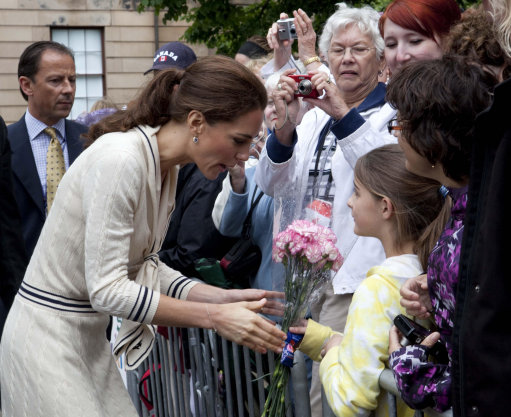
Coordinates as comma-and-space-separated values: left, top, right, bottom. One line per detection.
379, 0, 461, 76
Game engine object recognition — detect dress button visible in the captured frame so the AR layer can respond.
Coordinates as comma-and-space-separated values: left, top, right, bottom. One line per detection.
474, 284, 480, 293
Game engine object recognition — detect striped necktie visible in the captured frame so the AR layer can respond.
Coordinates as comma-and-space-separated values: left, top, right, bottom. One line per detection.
44, 127, 65, 213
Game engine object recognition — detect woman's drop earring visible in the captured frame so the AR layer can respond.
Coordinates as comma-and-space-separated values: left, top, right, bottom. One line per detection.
193, 136, 199, 144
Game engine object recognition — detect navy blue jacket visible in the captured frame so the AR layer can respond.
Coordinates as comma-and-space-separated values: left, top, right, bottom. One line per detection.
0, 115, 28, 334
7, 116, 87, 259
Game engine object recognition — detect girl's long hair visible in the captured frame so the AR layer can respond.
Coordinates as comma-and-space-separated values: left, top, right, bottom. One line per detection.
355, 144, 450, 270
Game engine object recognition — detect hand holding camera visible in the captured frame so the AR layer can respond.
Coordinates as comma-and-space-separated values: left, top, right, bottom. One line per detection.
289, 74, 320, 98
267, 9, 316, 67
277, 18, 297, 41
392, 314, 448, 364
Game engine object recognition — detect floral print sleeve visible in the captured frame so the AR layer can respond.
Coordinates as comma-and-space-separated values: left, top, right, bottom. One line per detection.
389, 345, 451, 411
389, 186, 468, 413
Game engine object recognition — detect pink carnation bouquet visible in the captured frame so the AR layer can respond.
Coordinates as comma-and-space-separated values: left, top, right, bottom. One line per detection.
262, 219, 343, 417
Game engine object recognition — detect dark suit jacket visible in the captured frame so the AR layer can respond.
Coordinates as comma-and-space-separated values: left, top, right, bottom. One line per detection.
7, 115, 87, 259
0, 115, 28, 335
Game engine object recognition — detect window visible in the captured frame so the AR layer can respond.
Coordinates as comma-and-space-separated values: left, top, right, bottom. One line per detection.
52, 28, 104, 120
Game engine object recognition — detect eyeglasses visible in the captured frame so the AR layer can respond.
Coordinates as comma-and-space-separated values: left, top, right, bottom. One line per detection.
328, 46, 376, 58
251, 129, 267, 147
387, 118, 402, 134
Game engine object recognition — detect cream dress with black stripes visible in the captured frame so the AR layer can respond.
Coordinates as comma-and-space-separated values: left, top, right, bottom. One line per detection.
0, 125, 197, 417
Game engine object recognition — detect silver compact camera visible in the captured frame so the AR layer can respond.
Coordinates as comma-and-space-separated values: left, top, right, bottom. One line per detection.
277, 18, 297, 40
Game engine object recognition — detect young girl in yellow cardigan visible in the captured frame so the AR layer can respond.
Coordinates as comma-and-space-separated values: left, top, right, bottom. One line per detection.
290, 144, 450, 417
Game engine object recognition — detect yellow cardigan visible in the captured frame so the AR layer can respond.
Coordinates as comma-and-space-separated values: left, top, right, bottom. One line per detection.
299, 254, 421, 417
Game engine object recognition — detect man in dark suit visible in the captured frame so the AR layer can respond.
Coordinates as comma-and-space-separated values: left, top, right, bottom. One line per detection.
0, 115, 27, 336
8, 41, 87, 259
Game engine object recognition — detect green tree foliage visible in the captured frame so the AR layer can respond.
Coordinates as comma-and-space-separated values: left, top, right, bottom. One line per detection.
138, 0, 480, 56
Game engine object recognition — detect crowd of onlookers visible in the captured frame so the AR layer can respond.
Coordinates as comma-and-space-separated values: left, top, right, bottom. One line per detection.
0, 0, 510, 416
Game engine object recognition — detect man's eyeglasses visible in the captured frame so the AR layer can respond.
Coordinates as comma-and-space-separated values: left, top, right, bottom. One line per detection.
387, 118, 402, 134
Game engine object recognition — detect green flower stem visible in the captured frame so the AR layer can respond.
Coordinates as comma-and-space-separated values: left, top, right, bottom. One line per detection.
262, 255, 332, 417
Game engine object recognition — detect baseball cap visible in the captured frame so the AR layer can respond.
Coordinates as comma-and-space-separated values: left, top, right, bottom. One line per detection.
144, 41, 197, 74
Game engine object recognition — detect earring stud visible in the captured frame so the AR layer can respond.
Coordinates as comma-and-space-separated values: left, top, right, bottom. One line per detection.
193, 136, 199, 144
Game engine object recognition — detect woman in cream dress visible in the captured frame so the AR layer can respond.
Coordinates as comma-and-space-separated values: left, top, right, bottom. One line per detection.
0, 56, 286, 417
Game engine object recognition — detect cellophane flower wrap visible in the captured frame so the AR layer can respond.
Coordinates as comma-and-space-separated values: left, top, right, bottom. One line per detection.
262, 219, 343, 417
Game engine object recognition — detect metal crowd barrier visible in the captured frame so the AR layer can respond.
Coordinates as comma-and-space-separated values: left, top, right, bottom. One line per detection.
126, 328, 453, 417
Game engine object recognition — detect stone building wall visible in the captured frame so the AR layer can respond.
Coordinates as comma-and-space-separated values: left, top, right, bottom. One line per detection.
0, 0, 211, 124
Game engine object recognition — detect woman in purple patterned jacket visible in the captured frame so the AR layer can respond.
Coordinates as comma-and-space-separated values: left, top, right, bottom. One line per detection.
384, 56, 497, 412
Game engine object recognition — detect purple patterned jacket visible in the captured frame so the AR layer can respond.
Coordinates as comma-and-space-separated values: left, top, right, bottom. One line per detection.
389, 186, 468, 412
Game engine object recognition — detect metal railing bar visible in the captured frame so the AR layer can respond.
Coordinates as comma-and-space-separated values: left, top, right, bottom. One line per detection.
231, 342, 245, 417
201, 328, 215, 417
152, 339, 165, 416
290, 350, 311, 417
243, 346, 256, 417
221, 337, 234, 417
187, 328, 204, 417
255, 352, 266, 413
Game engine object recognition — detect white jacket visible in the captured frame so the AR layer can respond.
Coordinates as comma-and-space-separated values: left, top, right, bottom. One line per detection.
255, 88, 397, 294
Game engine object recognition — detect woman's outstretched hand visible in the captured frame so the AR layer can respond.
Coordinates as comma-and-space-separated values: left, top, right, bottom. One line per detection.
210, 300, 287, 354
223, 288, 285, 317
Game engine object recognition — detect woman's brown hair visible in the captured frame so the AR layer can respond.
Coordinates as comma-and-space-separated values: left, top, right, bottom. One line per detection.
354, 144, 450, 270
445, 9, 511, 81
385, 55, 495, 183
84, 55, 267, 147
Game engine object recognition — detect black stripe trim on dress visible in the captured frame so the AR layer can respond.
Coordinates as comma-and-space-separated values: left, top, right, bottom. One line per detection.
19, 283, 96, 313
170, 276, 190, 298
175, 285, 184, 300
124, 327, 155, 368
18, 293, 98, 314
140, 290, 154, 323
112, 323, 155, 366
128, 286, 143, 319
22, 282, 93, 304
166, 284, 173, 296
175, 281, 191, 300
136, 126, 157, 172
114, 324, 142, 346
132, 286, 149, 321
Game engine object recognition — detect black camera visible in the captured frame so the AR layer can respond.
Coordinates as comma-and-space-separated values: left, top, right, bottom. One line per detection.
393, 314, 448, 363
277, 18, 297, 40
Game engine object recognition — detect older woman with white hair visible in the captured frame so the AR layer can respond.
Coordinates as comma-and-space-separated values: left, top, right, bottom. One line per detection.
258, 3, 396, 415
